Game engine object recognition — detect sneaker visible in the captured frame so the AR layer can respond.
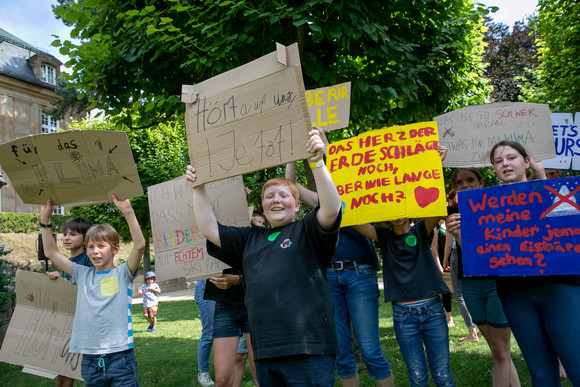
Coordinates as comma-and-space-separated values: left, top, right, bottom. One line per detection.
198, 372, 215, 386
147, 324, 153, 332
149, 328, 156, 333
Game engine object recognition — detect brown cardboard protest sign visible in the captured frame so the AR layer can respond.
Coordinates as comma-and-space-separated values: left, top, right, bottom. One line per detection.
306, 82, 351, 131
435, 102, 556, 167
0, 130, 143, 206
0, 270, 82, 380
182, 43, 312, 186
148, 175, 250, 281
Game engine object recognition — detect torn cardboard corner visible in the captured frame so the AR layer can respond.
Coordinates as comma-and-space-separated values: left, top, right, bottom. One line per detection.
0, 130, 143, 206
0, 270, 83, 380
182, 42, 312, 186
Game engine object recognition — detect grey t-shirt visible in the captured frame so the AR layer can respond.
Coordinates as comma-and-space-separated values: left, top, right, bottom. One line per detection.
70, 262, 137, 354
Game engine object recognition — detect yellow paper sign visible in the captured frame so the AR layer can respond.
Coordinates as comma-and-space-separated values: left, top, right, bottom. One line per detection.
305, 82, 351, 131
327, 122, 447, 226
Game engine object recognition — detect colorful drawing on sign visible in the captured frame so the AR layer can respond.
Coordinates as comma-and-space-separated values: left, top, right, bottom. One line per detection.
0, 130, 143, 206
435, 102, 556, 168
148, 175, 250, 281
182, 43, 312, 186
305, 82, 351, 131
0, 271, 82, 380
542, 112, 580, 170
327, 122, 447, 227
458, 176, 580, 277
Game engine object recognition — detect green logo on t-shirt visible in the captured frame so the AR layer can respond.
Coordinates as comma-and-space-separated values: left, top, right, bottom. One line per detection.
267, 232, 281, 242
405, 235, 417, 247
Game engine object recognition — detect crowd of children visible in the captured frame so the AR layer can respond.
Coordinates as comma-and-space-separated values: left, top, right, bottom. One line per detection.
32, 125, 579, 387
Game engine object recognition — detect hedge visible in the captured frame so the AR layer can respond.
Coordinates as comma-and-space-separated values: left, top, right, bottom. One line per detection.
0, 212, 69, 233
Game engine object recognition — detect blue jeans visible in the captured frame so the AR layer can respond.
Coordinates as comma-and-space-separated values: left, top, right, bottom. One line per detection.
195, 280, 215, 373
255, 354, 335, 386
500, 283, 580, 386
81, 349, 139, 386
327, 264, 392, 380
392, 298, 454, 387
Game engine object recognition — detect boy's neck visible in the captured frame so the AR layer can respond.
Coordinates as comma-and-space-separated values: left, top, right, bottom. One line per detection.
70, 247, 85, 257
393, 224, 411, 235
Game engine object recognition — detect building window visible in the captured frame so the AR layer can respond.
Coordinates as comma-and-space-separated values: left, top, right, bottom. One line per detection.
41, 63, 56, 85
53, 206, 65, 216
42, 114, 59, 133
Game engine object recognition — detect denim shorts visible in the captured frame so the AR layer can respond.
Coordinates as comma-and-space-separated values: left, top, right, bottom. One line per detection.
461, 278, 509, 328
81, 349, 139, 387
213, 302, 250, 338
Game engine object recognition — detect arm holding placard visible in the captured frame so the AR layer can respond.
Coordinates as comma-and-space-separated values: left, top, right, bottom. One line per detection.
40, 199, 73, 276
423, 145, 448, 235
186, 165, 221, 247
285, 161, 319, 210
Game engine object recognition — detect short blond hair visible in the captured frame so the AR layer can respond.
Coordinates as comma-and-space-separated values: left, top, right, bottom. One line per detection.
85, 224, 120, 247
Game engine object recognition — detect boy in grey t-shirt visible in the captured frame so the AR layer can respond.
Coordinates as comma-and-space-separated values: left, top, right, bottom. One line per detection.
40, 195, 145, 386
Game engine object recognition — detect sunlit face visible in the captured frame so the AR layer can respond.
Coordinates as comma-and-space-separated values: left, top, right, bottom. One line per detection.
251, 215, 266, 228
146, 277, 155, 285
492, 146, 529, 183
262, 184, 299, 227
62, 230, 85, 252
86, 239, 119, 271
454, 170, 484, 191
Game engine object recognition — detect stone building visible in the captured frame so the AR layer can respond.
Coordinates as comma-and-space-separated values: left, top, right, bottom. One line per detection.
0, 27, 85, 214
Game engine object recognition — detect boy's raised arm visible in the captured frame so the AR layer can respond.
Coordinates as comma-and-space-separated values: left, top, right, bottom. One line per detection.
307, 129, 341, 231
40, 199, 73, 275
285, 162, 319, 210
186, 165, 221, 247
113, 195, 145, 276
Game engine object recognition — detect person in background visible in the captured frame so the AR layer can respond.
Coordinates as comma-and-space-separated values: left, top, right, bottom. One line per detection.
544, 168, 565, 179
43, 215, 93, 387
446, 168, 519, 387
442, 190, 478, 344
195, 279, 216, 387
138, 271, 161, 333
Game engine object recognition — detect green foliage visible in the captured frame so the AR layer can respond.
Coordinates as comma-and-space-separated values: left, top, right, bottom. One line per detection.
483, 19, 538, 102
67, 116, 189, 242
53, 0, 490, 130
0, 256, 15, 328
520, 0, 580, 112
0, 213, 40, 233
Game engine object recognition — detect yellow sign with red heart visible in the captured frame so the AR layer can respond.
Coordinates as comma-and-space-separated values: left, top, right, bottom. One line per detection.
327, 122, 448, 226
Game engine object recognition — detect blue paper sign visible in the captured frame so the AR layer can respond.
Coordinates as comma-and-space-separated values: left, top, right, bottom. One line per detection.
458, 176, 580, 276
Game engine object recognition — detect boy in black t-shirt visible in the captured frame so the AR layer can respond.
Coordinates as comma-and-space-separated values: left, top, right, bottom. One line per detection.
186, 129, 341, 386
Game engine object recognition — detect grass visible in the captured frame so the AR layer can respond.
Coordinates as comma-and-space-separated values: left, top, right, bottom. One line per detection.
0, 292, 574, 386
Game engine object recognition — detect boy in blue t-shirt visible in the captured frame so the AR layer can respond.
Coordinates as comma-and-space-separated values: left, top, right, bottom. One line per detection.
40, 195, 146, 386
43, 213, 92, 387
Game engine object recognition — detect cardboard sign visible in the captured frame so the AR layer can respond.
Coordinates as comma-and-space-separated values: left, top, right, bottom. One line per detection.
0, 271, 82, 380
148, 175, 250, 281
182, 43, 312, 186
0, 130, 143, 206
542, 112, 580, 170
306, 82, 351, 131
327, 122, 447, 226
435, 102, 556, 167
459, 176, 580, 276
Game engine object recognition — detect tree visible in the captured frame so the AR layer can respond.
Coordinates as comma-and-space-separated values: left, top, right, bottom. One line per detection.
520, 0, 580, 113
483, 18, 538, 102
67, 116, 189, 271
53, 0, 491, 131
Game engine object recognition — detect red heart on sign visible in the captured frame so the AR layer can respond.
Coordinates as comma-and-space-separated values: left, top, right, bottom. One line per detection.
414, 187, 439, 208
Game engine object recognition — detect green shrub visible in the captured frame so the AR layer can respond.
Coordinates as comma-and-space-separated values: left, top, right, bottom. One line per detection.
0, 212, 69, 233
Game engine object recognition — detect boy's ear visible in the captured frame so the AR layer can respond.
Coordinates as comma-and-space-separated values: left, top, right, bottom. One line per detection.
113, 244, 121, 255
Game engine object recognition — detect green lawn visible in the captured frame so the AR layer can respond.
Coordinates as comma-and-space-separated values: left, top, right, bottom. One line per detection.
0, 294, 573, 386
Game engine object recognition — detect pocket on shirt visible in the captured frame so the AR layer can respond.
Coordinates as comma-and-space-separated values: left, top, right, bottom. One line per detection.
101, 276, 119, 297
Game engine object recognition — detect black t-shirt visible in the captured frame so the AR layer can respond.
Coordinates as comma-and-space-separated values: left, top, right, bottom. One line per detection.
203, 268, 245, 305
207, 208, 341, 360
376, 219, 450, 302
